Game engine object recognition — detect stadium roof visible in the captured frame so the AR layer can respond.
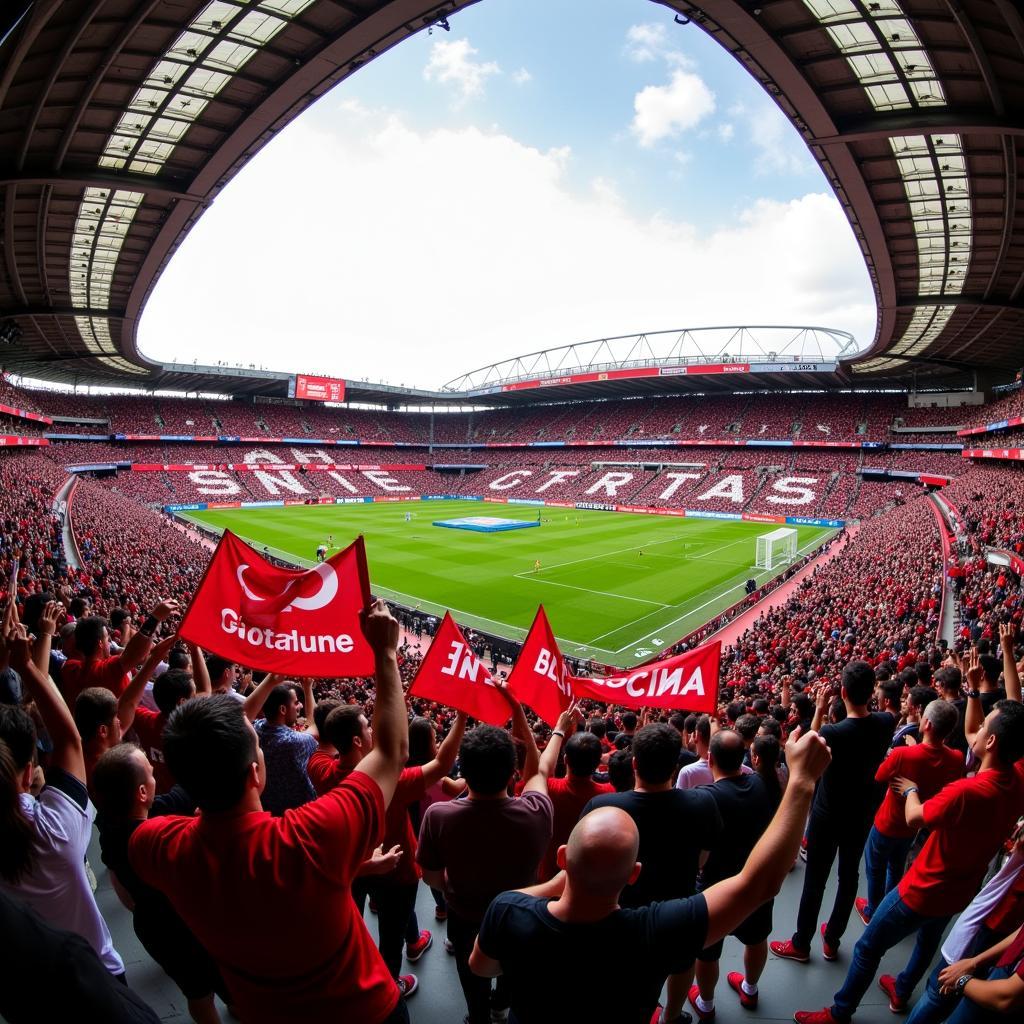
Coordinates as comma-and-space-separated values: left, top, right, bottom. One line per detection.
0, 0, 1021, 397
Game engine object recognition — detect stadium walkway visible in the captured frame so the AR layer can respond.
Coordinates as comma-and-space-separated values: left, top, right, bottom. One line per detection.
88, 823, 923, 1024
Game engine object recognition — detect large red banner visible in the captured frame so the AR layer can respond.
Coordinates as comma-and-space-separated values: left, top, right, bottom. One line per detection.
178, 531, 374, 677
506, 606, 573, 726
570, 642, 720, 712
409, 613, 511, 725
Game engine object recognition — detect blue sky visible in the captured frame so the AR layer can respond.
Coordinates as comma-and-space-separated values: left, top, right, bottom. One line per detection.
329, 0, 825, 225
139, 0, 875, 387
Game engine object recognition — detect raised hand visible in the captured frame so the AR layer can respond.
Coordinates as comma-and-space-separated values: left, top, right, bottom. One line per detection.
964, 647, 984, 690
151, 598, 180, 623
37, 599, 65, 638
784, 726, 831, 787
360, 599, 399, 656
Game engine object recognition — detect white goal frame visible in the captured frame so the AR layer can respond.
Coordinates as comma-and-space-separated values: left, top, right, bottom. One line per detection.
755, 527, 798, 570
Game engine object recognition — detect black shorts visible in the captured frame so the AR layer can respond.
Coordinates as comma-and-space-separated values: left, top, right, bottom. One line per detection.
135, 911, 227, 1002
697, 898, 774, 962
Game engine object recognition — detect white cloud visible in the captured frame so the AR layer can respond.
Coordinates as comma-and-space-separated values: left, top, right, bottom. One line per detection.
631, 69, 716, 147
732, 100, 814, 175
138, 107, 875, 387
717, 122, 735, 142
624, 23, 690, 66
512, 67, 532, 85
424, 38, 500, 101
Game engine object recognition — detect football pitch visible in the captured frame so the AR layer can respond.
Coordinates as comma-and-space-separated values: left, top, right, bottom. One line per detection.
181, 501, 835, 667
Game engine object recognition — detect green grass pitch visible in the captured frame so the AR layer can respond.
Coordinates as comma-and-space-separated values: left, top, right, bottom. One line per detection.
181, 501, 834, 667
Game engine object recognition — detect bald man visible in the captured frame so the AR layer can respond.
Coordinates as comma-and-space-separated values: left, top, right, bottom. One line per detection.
470, 727, 833, 1024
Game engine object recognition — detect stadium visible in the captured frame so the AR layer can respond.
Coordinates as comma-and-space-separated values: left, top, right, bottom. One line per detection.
1, 2, 1023, 1024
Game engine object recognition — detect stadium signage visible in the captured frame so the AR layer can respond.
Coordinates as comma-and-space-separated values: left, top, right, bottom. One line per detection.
508, 498, 545, 505
576, 502, 617, 511
290, 374, 346, 403
684, 510, 743, 521
0, 436, 49, 446
962, 448, 1024, 461
786, 515, 844, 528
0, 403, 52, 424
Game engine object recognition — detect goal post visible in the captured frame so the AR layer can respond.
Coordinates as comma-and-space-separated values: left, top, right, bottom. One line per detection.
755, 527, 798, 570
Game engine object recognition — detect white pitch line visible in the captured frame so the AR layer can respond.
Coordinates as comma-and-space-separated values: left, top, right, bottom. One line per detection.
608, 532, 831, 653
517, 575, 670, 608
583, 531, 769, 646
363, 583, 622, 656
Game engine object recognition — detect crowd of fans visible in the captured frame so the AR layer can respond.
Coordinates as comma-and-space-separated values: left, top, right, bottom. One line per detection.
12, 380, 988, 445
1, 387, 1024, 1023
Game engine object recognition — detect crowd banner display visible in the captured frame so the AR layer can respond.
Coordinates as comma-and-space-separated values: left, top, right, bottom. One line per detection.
178, 531, 375, 677
570, 641, 720, 712
506, 606, 573, 726
410, 612, 511, 726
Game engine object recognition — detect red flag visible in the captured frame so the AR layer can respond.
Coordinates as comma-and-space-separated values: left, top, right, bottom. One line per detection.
410, 613, 510, 726
570, 642, 720, 713
178, 531, 374, 677
507, 605, 572, 726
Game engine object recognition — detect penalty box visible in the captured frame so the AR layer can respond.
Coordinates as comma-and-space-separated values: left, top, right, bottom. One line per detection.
432, 516, 540, 534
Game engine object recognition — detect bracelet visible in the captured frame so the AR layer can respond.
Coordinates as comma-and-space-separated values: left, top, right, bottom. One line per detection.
551, 730, 565, 739
967, 689, 981, 699
903, 786, 919, 799
139, 614, 159, 638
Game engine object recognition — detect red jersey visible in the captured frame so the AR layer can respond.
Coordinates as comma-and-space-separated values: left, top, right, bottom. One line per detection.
128, 770, 396, 1024
899, 767, 1024, 916
540, 775, 614, 881
873, 743, 964, 839
307, 749, 341, 797
132, 707, 172, 793
61, 655, 130, 707
380, 767, 427, 886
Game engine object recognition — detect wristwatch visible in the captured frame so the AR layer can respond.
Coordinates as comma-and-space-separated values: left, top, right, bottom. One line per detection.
954, 975, 972, 995
967, 689, 981, 700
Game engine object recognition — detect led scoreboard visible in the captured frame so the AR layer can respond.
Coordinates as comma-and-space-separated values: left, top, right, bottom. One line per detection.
289, 374, 346, 403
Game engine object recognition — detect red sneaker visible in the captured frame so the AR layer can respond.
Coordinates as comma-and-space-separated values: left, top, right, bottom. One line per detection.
821, 923, 839, 961
855, 898, 871, 926
396, 975, 418, 998
727, 973, 758, 1010
879, 975, 908, 1013
689, 984, 715, 1022
771, 939, 810, 963
793, 1011, 840, 1024
406, 930, 432, 962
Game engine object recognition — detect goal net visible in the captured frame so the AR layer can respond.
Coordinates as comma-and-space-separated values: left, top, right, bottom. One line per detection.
755, 527, 798, 570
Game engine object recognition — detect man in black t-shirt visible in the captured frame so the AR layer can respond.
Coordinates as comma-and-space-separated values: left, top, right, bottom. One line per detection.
583, 724, 723, 1023
469, 727, 833, 1024
691, 731, 781, 1019
771, 661, 894, 963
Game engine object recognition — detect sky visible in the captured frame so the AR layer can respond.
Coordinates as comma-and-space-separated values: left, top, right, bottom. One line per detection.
137, 0, 876, 389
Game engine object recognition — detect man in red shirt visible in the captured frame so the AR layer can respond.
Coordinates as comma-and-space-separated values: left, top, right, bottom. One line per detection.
537, 707, 611, 882
855, 699, 963, 924
795, 685, 1024, 1024
73, 635, 176, 791
322, 701, 467, 997
61, 598, 177, 707
132, 668, 209, 794
128, 600, 412, 1024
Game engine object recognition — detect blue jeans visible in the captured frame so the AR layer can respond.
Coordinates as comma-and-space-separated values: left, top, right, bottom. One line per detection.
905, 927, 998, 1024
945, 966, 1012, 1024
863, 826, 912, 919
831, 887, 950, 1020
